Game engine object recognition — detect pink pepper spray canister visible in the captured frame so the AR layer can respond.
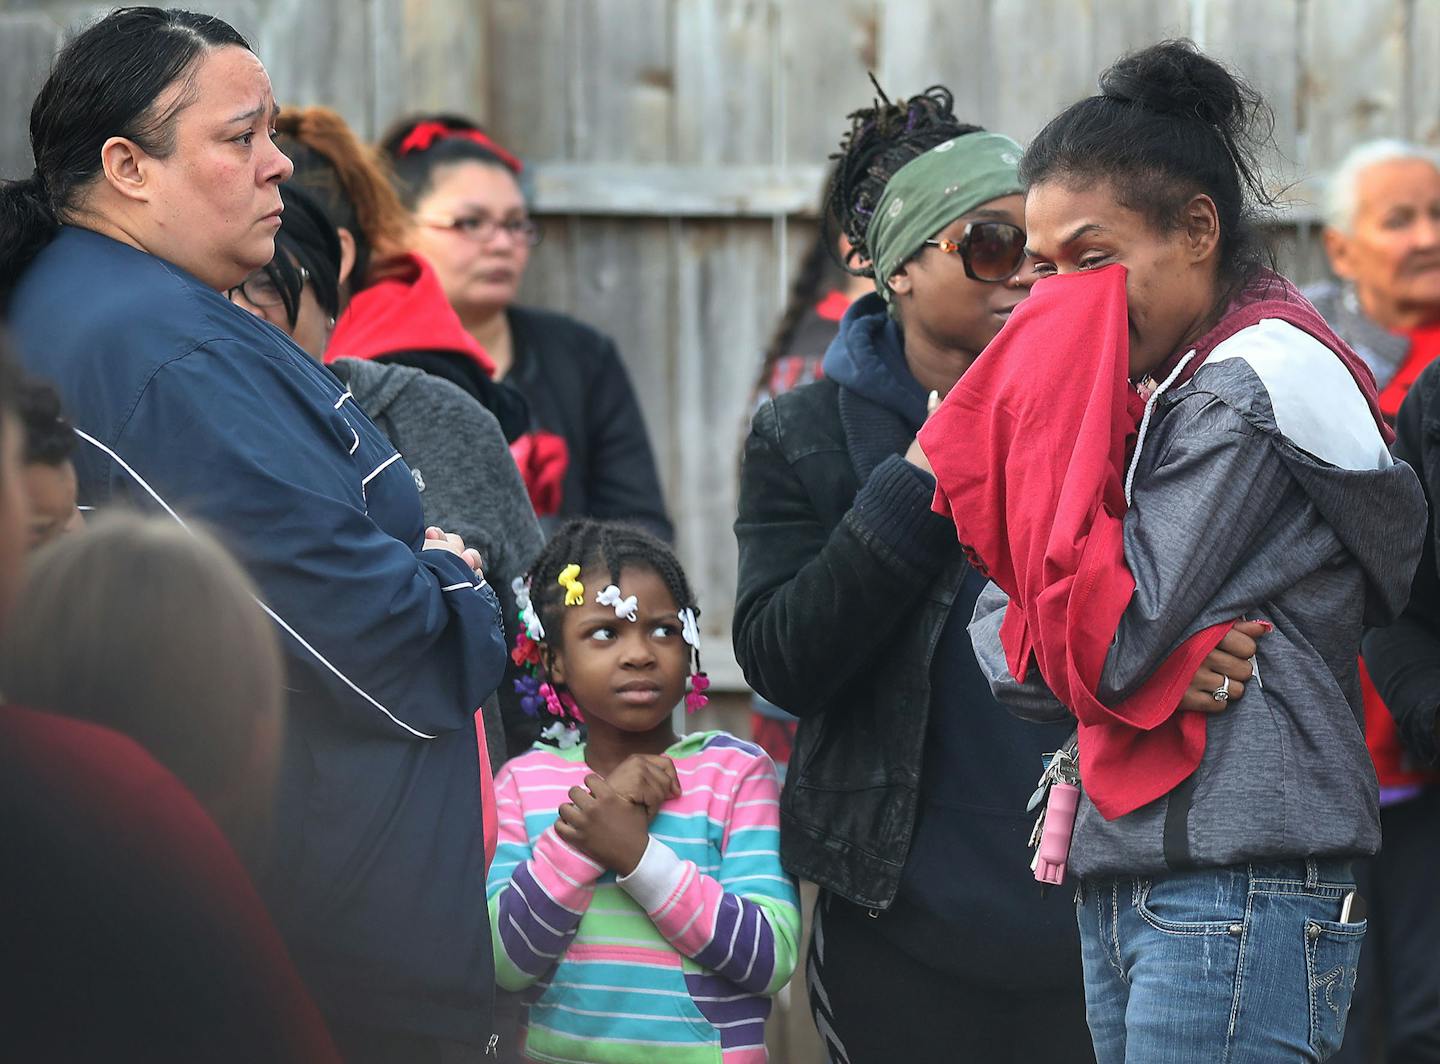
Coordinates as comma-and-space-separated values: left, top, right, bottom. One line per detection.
1033, 782, 1080, 886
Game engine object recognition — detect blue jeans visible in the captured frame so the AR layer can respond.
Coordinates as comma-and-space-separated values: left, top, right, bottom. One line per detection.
1077, 860, 1366, 1063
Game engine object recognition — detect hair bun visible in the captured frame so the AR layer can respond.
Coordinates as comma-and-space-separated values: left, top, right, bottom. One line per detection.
1099, 39, 1251, 133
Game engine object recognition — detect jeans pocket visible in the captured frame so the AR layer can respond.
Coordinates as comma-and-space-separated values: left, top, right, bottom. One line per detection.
1305, 918, 1365, 1060
1134, 876, 1243, 936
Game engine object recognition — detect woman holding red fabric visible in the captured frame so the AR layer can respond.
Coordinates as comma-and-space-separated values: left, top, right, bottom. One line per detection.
379, 115, 672, 541
945, 42, 1427, 1062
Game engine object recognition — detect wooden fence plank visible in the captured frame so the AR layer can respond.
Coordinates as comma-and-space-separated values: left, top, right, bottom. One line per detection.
673, 0, 775, 165
527, 162, 827, 216
556, 216, 676, 486
0, 12, 59, 176
485, 0, 571, 161
987, 0, 1097, 144
1301, 0, 1407, 175
1405, 0, 1440, 145
569, 0, 673, 164
875, 0, 991, 115
779, 0, 880, 165
369, 0, 490, 135
671, 219, 779, 689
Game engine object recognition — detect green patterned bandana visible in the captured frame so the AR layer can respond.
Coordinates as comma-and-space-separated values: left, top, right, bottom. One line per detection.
868, 131, 1025, 310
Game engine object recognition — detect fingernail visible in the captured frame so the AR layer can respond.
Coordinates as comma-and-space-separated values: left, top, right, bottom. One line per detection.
1257, 620, 1274, 633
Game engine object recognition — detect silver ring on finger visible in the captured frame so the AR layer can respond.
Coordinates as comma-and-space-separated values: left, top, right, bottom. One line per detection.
1212, 676, 1230, 703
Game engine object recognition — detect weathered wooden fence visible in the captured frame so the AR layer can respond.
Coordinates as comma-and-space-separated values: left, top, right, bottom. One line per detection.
2, 0, 1433, 686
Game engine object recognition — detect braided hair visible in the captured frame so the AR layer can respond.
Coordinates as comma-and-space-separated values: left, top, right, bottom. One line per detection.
753, 217, 851, 399
824, 80, 981, 283
518, 520, 701, 733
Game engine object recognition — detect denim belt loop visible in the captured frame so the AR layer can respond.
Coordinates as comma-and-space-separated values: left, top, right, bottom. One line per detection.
1305, 858, 1320, 888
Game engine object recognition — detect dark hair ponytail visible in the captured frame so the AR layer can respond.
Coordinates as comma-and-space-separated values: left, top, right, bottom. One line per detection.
824, 81, 981, 283
1021, 39, 1275, 286
0, 177, 59, 304
0, 7, 249, 304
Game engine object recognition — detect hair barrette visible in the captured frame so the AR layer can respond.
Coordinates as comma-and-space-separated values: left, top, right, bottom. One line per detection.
596, 584, 638, 622
512, 576, 545, 639
557, 564, 585, 607
396, 120, 524, 173
685, 672, 711, 714
680, 607, 701, 650
513, 674, 544, 717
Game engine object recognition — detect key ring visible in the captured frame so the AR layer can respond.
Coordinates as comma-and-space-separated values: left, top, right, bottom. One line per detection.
1212, 675, 1230, 703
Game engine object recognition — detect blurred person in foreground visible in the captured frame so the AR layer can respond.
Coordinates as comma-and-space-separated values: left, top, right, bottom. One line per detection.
0, 344, 337, 1060
1318, 140, 1440, 1064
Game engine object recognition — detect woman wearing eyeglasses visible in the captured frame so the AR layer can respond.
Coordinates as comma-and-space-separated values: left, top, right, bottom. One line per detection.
378, 115, 671, 541
733, 86, 1094, 1063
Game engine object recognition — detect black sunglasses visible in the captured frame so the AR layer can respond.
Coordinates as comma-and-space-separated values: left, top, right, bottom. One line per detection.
923, 220, 1027, 282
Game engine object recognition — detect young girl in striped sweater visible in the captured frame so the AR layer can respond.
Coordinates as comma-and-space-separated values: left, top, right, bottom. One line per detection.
490, 520, 800, 1063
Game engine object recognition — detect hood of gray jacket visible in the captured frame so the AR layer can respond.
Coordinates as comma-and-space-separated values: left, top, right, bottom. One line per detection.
328, 357, 427, 421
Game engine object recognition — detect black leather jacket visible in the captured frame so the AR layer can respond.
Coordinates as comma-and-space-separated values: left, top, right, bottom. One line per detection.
733, 378, 965, 909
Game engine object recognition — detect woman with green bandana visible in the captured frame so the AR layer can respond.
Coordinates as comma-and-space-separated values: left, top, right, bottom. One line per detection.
733, 87, 1094, 1062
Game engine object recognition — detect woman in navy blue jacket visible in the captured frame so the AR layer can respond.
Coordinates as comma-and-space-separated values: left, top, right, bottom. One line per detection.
0, 10, 509, 1061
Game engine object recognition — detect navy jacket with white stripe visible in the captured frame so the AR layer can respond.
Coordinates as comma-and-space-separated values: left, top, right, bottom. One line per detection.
9, 226, 508, 1043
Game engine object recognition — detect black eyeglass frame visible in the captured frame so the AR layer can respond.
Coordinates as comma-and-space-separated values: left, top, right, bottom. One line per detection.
226, 265, 309, 309
922, 220, 1027, 283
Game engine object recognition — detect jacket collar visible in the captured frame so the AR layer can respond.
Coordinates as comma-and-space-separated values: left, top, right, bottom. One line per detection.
837, 384, 917, 481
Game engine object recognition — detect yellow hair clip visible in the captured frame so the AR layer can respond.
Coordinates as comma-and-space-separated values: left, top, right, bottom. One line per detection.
557, 563, 585, 606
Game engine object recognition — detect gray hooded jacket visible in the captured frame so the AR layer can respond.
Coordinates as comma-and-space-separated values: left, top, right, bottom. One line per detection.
971, 317, 1426, 878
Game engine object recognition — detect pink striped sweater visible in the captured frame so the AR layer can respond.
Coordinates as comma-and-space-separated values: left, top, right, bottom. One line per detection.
487, 731, 800, 1063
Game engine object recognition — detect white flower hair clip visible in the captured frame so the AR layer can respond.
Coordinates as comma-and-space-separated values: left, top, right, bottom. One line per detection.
512, 575, 544, 640
596, 584, 639, 622
680, 608, 701, 650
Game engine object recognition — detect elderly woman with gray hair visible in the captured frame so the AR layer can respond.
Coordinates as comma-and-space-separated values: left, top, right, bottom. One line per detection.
1305, 139, 1440, 1064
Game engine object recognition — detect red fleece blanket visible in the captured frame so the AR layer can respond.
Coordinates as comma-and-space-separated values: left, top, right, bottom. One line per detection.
919, 266, 1228, 819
